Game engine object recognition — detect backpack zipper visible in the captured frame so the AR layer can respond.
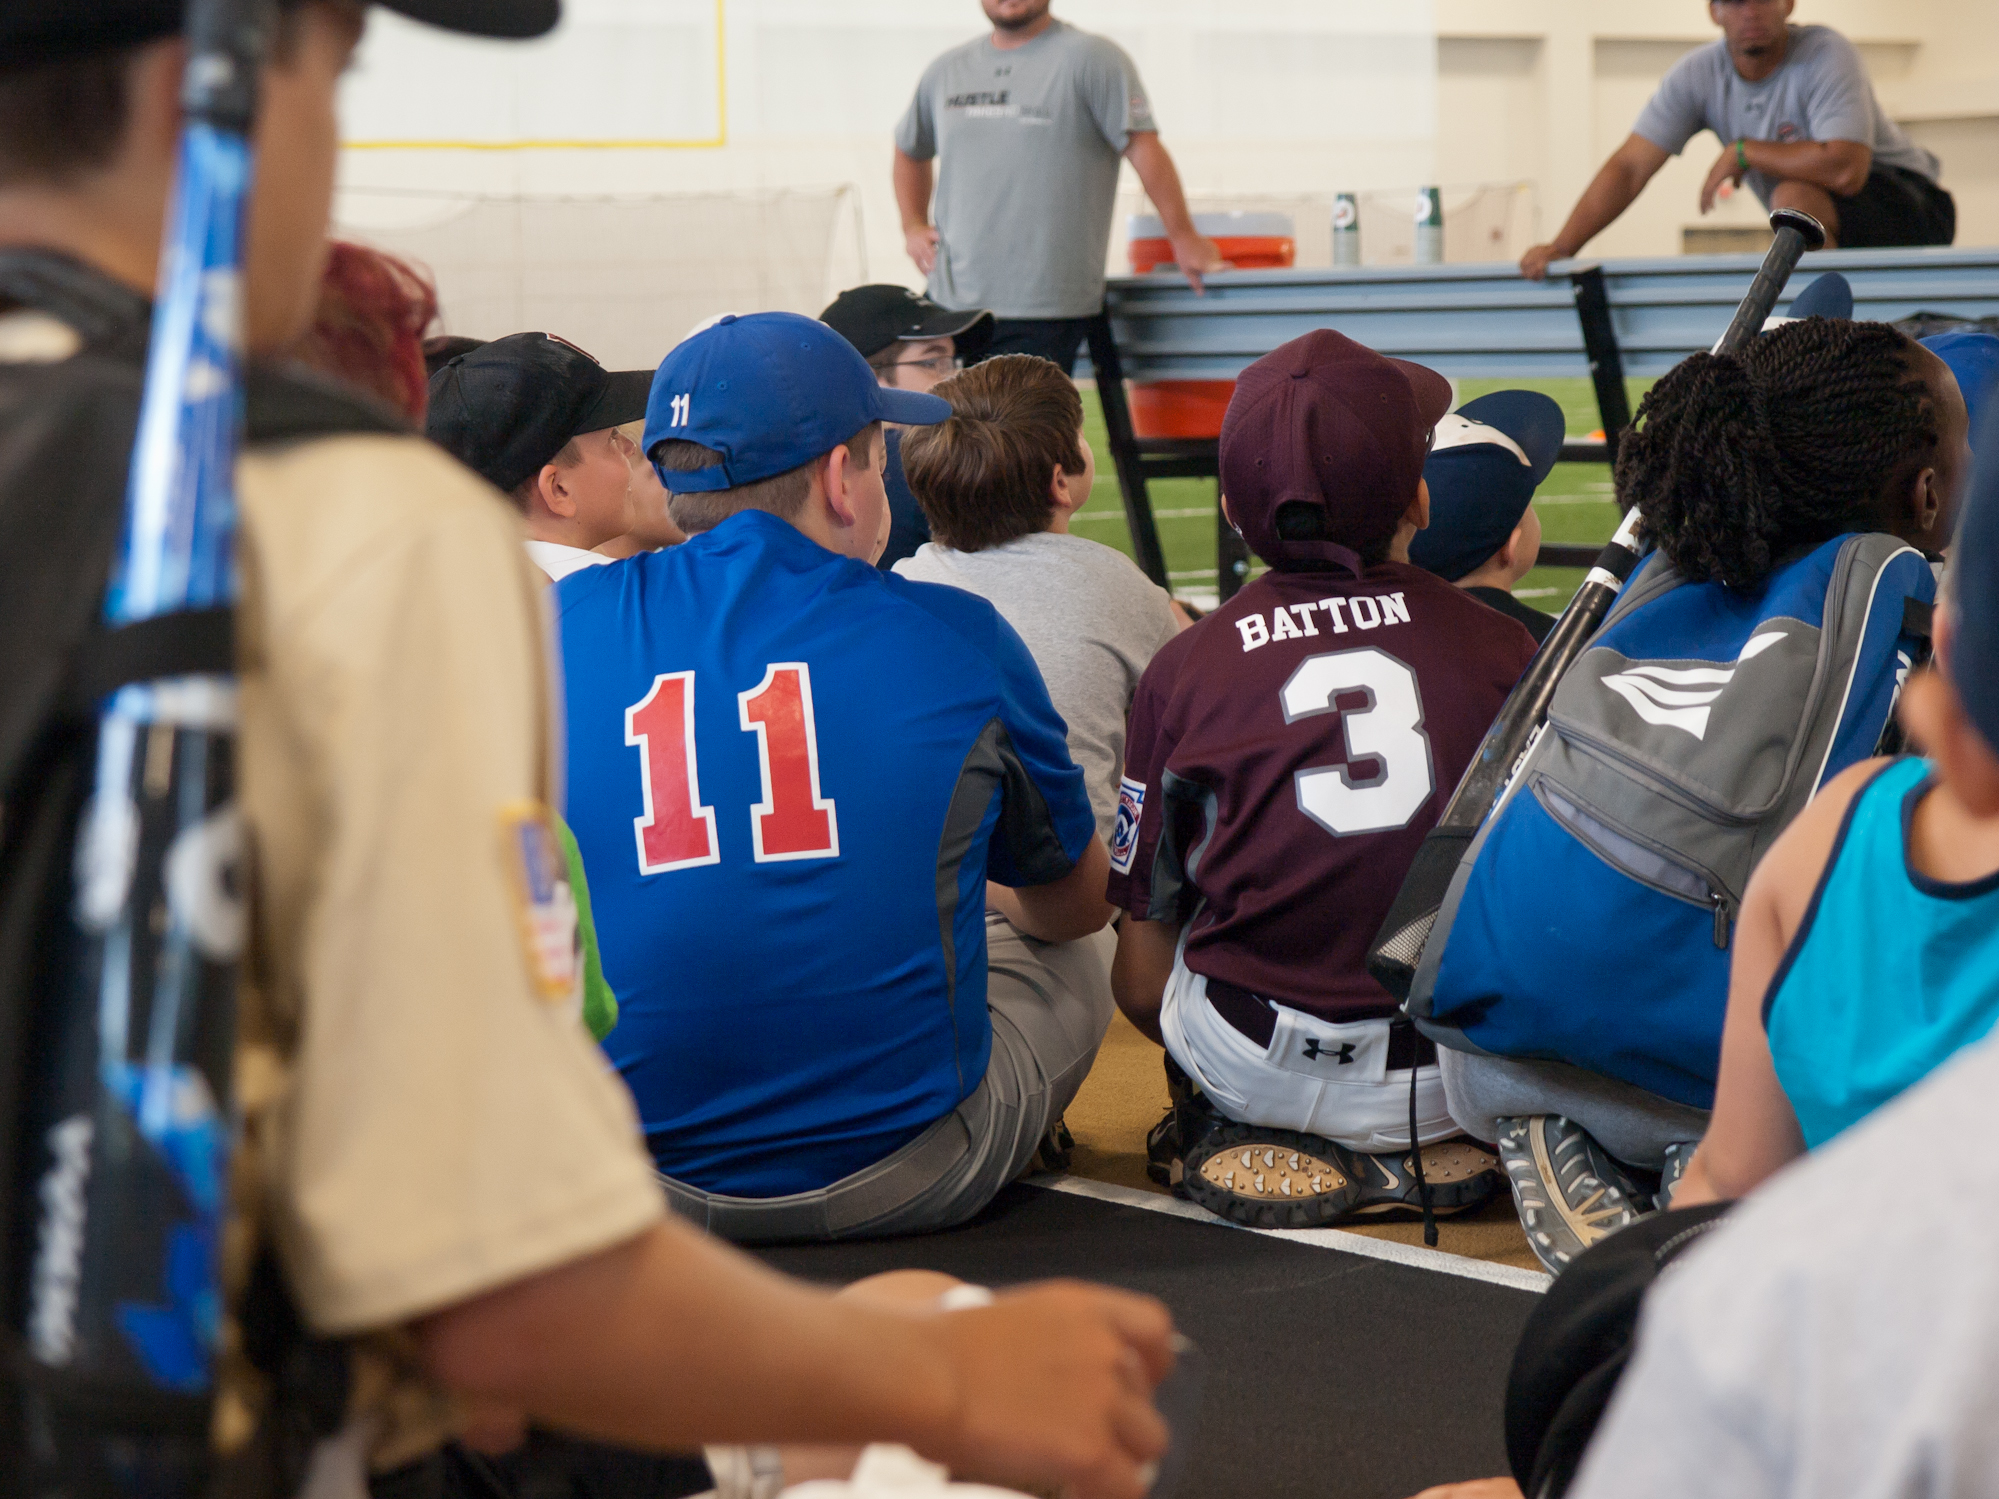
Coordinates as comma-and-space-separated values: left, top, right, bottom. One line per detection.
1535, 780, 1739, 949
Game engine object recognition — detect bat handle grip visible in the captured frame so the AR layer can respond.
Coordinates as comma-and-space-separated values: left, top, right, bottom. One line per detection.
1713, 208, 1828, 356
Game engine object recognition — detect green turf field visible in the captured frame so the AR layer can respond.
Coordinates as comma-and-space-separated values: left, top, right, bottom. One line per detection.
1071, 377, 1652, 612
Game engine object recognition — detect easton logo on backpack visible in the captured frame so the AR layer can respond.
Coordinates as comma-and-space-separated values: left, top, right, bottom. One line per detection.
1600, 629, 1787, 739
1406, 533, 1936, 1109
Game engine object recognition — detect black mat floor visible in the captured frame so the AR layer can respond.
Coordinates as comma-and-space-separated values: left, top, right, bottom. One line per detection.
756, 1184, 1537, 1499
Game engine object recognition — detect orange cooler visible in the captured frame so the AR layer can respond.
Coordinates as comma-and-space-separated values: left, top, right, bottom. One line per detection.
1125, 211, 1294, 439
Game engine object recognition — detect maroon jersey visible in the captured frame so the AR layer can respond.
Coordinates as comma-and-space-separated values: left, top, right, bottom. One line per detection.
1108, 563, 1537, 1025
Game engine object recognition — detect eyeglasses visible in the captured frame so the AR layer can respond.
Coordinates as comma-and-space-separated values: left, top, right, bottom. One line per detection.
884, 355, 963, 375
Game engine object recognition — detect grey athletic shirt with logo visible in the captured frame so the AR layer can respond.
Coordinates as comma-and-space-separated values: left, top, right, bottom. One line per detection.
1633, 24, 1939, 208
896, 20, 1156, 320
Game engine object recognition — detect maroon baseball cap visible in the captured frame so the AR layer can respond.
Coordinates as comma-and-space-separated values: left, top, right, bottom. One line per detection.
1219, 329, 1452, 572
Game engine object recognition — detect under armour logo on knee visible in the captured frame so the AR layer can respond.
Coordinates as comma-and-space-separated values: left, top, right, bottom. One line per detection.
1302, 1039, 1355, 1065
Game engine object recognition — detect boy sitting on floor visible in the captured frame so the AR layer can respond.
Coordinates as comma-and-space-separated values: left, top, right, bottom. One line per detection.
1409, 389, 1568, 645
553, 313, 1112, 1244
896, 353, 1183, 845
1111, 329, 1536, 1230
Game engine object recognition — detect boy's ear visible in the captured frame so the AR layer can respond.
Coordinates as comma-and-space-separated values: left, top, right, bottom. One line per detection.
819, 444, 858, 527
535, 465, 575, 519
1403, 480, 1431, 534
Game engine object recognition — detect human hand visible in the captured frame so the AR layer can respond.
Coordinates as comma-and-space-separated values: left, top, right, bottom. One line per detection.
1169, 233, 1225, 293
1701, 146, 1746, 214
905, 224, 940, 275
1409, 1480, 1524, 1499
922, 1281, 1175, 1499
1518, 243, 1565, 281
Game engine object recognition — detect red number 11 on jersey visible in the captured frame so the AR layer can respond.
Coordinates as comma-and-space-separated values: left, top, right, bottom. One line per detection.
738, 662, 839, 861
625, 663, 839, 875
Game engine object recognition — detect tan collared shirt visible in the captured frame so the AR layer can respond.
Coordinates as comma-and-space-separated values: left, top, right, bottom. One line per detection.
229, 432, 664, 1463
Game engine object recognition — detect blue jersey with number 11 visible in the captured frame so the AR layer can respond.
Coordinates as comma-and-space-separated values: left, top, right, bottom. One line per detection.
553, 510, 1096, 1197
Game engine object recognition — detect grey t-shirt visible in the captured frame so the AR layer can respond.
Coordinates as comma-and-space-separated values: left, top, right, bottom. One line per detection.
895, 21, 1156, 320
1569, 1034, 1999, 1499
897, 531, 1179, 841
1633, 24, 1940, 207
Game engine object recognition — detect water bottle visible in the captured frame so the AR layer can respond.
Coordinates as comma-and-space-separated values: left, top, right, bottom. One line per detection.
1415, 186, 1443, 265
1332, 193, 1360, 268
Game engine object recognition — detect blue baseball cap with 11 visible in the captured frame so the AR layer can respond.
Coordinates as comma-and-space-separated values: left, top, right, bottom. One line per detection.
646, 312, 951, 491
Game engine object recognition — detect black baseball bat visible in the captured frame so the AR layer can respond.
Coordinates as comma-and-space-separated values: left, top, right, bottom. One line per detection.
1367, 207, 1827, 1000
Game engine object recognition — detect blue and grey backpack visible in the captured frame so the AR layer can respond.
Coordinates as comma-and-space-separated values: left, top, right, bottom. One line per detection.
1408, 532, 1936, 1109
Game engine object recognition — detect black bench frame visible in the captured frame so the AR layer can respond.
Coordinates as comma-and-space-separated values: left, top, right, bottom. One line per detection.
1088, 266, 1633, 601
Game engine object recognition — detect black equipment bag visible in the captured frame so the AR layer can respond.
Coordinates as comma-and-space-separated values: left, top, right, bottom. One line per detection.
0, 250, 405, 1496
1503, 1201, 1735, 1499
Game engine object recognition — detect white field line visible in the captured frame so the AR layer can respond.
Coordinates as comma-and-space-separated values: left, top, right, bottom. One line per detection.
1513, 588, 1563, 598
1026, 1174, 1550, 1294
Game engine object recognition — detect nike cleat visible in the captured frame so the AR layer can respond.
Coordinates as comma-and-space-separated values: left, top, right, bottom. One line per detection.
1181, 1124, 1365, 1229
1145, 1105, 1184, 1190
1497, 1115, 1650, 1273
1347, 1137, 1505, 1221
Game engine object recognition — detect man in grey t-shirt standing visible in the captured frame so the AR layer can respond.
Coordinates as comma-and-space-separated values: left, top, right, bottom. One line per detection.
1520, 0, 1953, 279
893, 0, 1220, 374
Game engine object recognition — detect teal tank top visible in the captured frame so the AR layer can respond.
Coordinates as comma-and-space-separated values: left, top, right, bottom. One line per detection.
1765, 757, 1999, 1149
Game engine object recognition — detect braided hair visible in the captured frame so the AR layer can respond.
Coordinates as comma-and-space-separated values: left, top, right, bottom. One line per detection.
1617, 318, 1939, 589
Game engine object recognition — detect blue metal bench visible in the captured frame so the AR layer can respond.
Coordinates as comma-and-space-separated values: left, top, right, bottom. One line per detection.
1089, 245, 1999, 596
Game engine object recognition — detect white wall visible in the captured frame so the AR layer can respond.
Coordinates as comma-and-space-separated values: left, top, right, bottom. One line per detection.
336, 0, 1999, 328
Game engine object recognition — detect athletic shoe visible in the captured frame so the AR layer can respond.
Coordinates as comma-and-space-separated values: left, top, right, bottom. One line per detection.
1346, 1137, 1505, 1221
1034, 1114, 1076, 1174
1656, 1139, 1698, 1210
1181, 1123, 1365, 1228
1496, 1115, 1651, 1273
1145, 1105, 1184, 1190
1147, 1053, 1219, 1193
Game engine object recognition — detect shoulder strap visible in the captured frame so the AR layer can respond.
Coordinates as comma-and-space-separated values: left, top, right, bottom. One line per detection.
0, 353, 414, 796
244, 361, 410, 444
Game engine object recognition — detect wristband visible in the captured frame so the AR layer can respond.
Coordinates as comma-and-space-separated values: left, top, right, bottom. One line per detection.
1735, 138, 1749, 172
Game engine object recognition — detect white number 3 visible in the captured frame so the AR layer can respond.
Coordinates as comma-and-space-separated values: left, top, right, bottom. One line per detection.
1280, 647, 1435, 836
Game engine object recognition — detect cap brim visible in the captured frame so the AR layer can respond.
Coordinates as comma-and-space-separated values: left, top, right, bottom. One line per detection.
574, 368, 655, 436
379, 0, 560, 39
871, 386, 953, 427
1390, 357, 1453, 429
1456, 389, 1567, 484
902, 308, 996, 362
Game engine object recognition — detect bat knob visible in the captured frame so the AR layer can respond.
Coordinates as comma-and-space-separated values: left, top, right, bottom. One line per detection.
1768, 208, 1827, 252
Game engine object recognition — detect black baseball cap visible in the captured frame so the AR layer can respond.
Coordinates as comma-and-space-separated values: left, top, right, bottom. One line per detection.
427, 332, 651, 493
1, 0, 560, 68
819, 284, 995, 364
